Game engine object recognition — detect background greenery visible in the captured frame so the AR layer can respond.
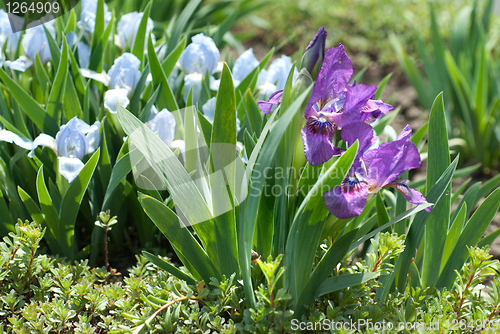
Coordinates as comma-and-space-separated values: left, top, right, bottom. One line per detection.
235, 0, 492, 66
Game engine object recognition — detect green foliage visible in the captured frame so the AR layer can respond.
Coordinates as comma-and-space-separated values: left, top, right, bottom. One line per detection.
3, 221, 500, 333
392, 0, 500, 168
0, 0, 265, 265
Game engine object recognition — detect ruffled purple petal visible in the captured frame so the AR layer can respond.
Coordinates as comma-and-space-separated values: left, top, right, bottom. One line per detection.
366, 125, 421, 188
341, 121, 377, 155
396, 124, 413, 142
362, 99, 394, 123
324, 182, 369, 219
258, 90, 284, 114
305, 44, 353, 118
385, 179, 431, 212
301, 123, 342, 165
332, 84, 377, 128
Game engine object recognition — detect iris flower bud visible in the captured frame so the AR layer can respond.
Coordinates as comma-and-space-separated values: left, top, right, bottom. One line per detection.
300, 26, 326, 80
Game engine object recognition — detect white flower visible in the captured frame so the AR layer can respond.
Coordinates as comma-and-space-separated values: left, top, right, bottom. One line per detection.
178, 34, 220, 104
104, 89, 130, 114
178, 33, 219, 75
79, 0, 112, 33
117, 12, 155, 50
108, 53, 141, 93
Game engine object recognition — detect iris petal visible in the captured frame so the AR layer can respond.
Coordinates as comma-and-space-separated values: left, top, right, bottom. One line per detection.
305, 43, 353, 119
258, 90, 284, 114
58, 157, 85, 183
385, 178, 431, 212
324, 180, 369, 219
301, 118, 342, 165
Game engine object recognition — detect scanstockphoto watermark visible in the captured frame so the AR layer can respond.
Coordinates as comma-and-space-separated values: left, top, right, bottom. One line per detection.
291, 318, 500, 332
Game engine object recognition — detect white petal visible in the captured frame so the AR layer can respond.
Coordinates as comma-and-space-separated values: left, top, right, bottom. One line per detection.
232, 48, 259, 83
79, 68, 110, 85
5, 56, 33, 72
147, 109, 176, 147
171, 139, 185, 154
104, 89, 130, 114
0, 130, 33, 150
183, 73, 203, 104
85, 121, 101, 154
33, 133, 56, 149
30, 134, 56, 157
202, 97, 217, 123
383, 125, 398, 142
58, 157, 85, 183
78, 42, 91, 69
209, 77, 220, 91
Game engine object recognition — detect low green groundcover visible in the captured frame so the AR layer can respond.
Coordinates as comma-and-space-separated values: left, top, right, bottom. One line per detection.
2, 221, 500, 333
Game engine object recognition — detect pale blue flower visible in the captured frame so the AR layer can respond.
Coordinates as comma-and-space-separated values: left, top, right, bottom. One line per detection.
183, 73, 203, 104
0, 118, 100, 183
179, 34, 220, 104
147, 108, 176, 147
78, 42, 91, 69
22, 23, 55, 64
232, 48, 259, 86
79, 53, 141, 88
108, 53, 141, 93
63, 32, 90, 69
0, 9, 20, 55
5, 56, 32, 72
179, 33, 219, 75
211, 48, 259, 90
168, 66, 179, 91
54, 117, 100, 182
104, 89, 130, 113
80, 0, 112, 33
202, 97, 240, 133
117, 12, 155, 50
202, 97, 217, 123
257, 55, 293, 98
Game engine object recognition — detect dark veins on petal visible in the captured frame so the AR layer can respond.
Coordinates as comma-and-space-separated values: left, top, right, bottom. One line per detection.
306, 113, 335, 136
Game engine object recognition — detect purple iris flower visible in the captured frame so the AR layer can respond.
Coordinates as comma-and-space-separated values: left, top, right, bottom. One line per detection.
300, 43, 378, 165
323, 123, 430, 219
361, 99, 395, 124
257, 90, 284, 115
257, 26, 326, 114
